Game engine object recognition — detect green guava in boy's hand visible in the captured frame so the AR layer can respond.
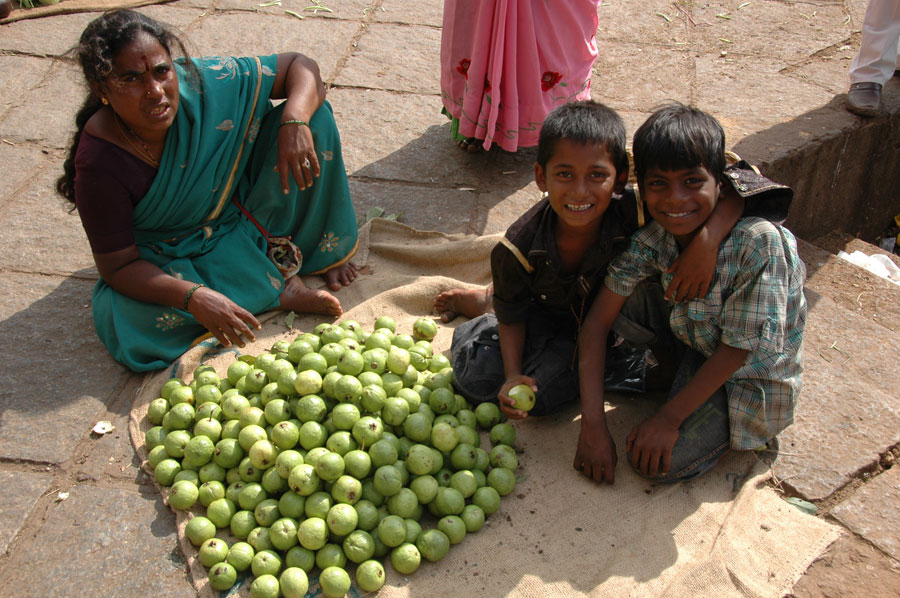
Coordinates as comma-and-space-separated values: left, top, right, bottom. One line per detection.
507, 384, 536, 412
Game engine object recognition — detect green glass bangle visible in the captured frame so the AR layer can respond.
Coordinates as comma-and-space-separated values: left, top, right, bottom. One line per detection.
183, 283, 204, 311
279, 119, 309, 128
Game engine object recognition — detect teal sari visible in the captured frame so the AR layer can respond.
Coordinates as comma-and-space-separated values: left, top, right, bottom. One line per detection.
92, 55, 358, 371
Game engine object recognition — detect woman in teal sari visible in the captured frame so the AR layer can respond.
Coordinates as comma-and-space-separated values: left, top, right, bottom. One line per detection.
58, 10, 359, 371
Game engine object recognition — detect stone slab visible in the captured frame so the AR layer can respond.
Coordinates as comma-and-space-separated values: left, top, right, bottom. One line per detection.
0, 470, 53, 554
77, 386, 151, 486
0, 12, 96, 56
330, 86, 459, 183
336, 22, 441, 94
350, 179, 478, 235
591, 44, 693, 115
216, 0, 373, 20
690, 1, 851, 64
0, 272, 128, 464
137, 3, 204, 32
789, 532, 900, 598
734, 81, 900, 242
375, 0, 443, 27
474, 184, 543, 237
772, 290, 900, 501
0, 484, 195, 598
830, 467, 900, 562
600, 0, 692, 47
0, 143, 52, 212
0, 161, 96, 275
184, 11, 358, 82
0, 55, 52, 118
0, 59, 83, 148
332, 87, 541, 189
694, 54, 837, 141
799, 238, 900, 333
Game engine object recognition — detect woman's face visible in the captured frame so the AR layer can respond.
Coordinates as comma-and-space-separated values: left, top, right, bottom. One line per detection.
101, 31, 179, 142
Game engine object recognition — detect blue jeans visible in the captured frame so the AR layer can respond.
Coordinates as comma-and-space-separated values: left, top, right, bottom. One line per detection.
449, 285, 657, 416
615, 282, 731, 483
450, 311, 581, 416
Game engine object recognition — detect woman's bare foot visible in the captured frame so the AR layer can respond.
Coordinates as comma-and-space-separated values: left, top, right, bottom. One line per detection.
324, 261, 359, 291
434, 287, 493, 322
279, 276, 342, 316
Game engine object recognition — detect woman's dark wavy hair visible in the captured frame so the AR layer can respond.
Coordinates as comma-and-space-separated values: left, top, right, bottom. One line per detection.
56, 10, 196, 204
632, 102, 726, 186
536, 100, 628, 179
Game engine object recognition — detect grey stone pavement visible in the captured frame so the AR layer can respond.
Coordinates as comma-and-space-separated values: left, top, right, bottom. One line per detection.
1, 0, 899, 596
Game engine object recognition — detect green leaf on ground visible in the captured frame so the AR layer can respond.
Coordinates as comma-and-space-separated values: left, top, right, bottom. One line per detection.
785, 497, 818, 515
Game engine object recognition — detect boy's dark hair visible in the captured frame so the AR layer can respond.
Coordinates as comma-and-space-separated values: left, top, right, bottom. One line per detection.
536, 101, 628, 177
632, 102, 726, 185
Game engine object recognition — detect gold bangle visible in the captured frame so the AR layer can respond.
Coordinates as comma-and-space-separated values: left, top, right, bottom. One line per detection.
279, 119, 309, 128
183, 283, 204, 311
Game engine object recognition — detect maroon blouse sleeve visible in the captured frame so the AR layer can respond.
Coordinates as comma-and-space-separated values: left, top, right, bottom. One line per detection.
73, 132, 157, 254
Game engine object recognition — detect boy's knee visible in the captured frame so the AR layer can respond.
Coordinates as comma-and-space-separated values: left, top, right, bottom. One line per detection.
451, 314, 504, 403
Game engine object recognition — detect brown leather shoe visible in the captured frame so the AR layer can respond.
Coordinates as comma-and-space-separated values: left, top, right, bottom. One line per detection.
847, 82, 883, 117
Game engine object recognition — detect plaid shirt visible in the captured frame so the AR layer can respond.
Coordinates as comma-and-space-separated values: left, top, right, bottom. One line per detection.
606, 217, 807, 449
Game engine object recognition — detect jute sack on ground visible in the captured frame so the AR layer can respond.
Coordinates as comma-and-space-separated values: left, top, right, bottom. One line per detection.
129, 219, 839, 598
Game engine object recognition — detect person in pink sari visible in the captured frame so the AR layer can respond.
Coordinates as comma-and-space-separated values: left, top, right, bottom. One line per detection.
441, 0, 602, 153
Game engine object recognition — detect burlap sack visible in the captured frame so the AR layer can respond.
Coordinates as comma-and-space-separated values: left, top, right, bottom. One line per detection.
129, 219, 839, 598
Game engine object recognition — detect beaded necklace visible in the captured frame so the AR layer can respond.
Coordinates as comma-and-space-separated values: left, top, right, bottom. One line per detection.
114, 112, 160, 168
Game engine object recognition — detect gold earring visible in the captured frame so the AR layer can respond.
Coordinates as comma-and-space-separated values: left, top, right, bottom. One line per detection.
101, 98, 109, 105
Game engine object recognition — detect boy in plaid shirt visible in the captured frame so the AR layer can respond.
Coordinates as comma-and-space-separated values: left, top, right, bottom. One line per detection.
576, 103, 807, 483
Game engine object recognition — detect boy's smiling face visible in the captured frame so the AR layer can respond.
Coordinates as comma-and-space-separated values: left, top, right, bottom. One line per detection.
642, 165, 721, 246
535, 139, 626, 235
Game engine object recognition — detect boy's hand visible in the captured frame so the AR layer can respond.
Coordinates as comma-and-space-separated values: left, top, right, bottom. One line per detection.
574, 420, 617, 483
665, 229, 716, 301
498, 376, 537, 420
626, 412, 680, 477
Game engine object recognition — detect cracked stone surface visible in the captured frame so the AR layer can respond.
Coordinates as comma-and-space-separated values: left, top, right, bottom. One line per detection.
0, 471, 52, 554
830, 466, 900, 562
2, 484, 195, 598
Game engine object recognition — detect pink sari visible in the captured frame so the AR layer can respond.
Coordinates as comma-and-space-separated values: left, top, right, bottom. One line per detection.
441, 0, 601, 152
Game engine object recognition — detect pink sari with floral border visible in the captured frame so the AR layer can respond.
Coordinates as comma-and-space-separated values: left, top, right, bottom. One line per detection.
441, 0, 601, 152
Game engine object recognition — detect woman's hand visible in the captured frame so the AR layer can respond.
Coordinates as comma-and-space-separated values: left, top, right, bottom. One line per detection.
277, 122, 319, 193
187, 286, 261, 348
574, 419, 617, 484
665, 228, 716, 301
271, 52, 327, 195
626, 411, 680, 478
497, 375, 537, 420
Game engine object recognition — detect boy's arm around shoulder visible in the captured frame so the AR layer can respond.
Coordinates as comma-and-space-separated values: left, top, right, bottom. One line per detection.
574, 286, 629, 484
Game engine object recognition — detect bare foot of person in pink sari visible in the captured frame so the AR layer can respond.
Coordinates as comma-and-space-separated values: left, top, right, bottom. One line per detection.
279, 276, 342, 316
434, 286, 493, 322
324, 261, 359, 291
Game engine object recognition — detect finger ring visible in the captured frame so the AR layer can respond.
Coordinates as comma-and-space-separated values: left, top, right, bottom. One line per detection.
302, 159, 310, 168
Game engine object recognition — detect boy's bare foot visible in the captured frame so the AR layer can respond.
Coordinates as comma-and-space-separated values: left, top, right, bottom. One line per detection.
324, 261, 359, 291
279, 276, 342, 316
434, 287, 493, 322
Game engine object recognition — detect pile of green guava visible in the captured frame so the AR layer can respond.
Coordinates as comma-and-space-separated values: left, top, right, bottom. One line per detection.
144, 316, 519, 598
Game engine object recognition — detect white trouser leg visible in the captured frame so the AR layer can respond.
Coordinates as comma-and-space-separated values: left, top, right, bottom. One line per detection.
850, 0, 900, 85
